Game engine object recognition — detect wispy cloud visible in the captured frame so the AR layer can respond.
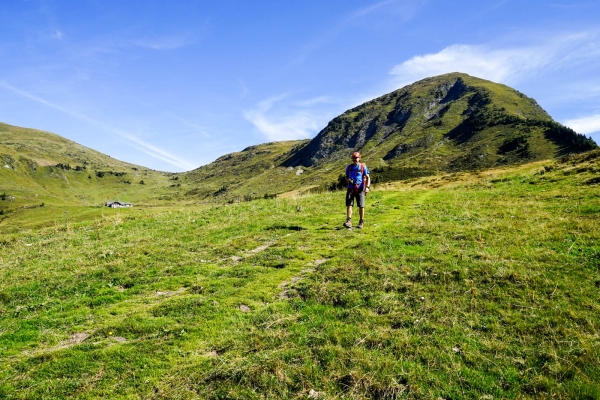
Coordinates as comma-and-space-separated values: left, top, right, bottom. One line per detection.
0, 82, 195, 171
133, 34, 195, 50
389, 31, 600, 88
51, 30, 64, 40
564, 114, 600, 135
163, 112, 210, 138
489, 0, 511, 11
238, 79, 249, 98
244, 94, 327, 141
294, 0, 426, 65
131, 19, 209, 51
136, 100, 210, 138
349, 0, 406, 20
35, 0, 66, 42
120, 133, 197, 170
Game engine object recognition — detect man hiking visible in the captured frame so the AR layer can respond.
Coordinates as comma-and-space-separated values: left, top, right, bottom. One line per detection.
343, 151, 370, 229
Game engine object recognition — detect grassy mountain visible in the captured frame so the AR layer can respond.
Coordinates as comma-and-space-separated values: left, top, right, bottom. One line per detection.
284, 72, 596, 178
0, 123, 181, 231
182, 140, 311, 200
1, 149, 599, 398
1, 75, 599, 398
0, 122, 139, 170
1, 73, 597, 226
181, 73, 596, 202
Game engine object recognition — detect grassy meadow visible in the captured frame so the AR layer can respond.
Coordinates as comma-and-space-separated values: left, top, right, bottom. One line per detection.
1, 151, 599, 399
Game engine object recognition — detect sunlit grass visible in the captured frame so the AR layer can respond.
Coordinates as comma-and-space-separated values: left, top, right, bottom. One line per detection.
1, 152, 599, 399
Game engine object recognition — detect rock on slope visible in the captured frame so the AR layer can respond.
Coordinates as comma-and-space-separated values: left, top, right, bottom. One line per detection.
283, 73, 596, 181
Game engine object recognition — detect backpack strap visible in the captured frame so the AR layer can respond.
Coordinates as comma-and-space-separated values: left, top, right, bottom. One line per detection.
361, 163, 367, 194
361, 163, 366, 191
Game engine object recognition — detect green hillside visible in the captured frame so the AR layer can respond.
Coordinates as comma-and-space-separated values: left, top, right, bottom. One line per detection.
2, 74, 597, 210
0, 122, 137, 169
285, 73, 595, 177
1, 149, 599, 398
182, 140, 311, 201
0, 123, 182, 232
1, 73, 599, 398
1, 73, 598, 234
179, 73, 596, 202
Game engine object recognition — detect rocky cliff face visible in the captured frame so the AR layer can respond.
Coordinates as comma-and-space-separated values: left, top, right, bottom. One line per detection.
282, 73, 593, 175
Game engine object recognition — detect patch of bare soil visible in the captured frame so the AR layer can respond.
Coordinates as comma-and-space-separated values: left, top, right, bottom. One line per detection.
228, 241, 275, 262
68, 332, 91, 345
247, 242, 274, 254
279, 267, 319, 299
155, 288, 186, 296
22, 332, 92, 357
239, 304, 251, 312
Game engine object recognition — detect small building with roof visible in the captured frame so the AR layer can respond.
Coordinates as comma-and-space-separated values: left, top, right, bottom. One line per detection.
105, 201, 133, 208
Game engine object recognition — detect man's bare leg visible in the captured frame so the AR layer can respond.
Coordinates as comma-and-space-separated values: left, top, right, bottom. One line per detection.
356, 207, 366, 228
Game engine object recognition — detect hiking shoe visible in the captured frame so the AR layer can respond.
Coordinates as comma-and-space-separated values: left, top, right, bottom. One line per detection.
343, 218, 352, 228
357, 219, 364, 229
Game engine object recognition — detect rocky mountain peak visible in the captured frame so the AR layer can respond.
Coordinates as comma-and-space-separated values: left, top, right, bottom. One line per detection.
282, 73, 593, 174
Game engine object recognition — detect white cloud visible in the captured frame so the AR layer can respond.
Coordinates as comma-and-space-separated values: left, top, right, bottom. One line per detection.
563, 114, 600, 135
245, 113, 319, 142
350, 0, 419, 21
238, 79, 249, 98
244, 94, 325, 141
389, 32, 600, 88
390, 44, 552, 88
294, 96, 334, 107
0, 82, 195, 171
121, 133, 196, 170
133, 34, 194, 50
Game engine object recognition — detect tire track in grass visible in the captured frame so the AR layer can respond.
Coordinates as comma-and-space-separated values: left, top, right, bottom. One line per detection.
269, 188, 435, 303
368, 187, 435, 234
4, 189, 438, 396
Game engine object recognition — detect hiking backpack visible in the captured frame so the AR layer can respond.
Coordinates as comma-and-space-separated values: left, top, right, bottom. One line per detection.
346, 163, 366, 194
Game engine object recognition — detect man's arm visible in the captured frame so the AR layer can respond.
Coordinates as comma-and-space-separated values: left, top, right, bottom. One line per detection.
365, 174, 371, 192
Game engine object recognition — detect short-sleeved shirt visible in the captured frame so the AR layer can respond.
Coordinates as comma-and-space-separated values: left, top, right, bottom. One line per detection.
346, 163, 370, 189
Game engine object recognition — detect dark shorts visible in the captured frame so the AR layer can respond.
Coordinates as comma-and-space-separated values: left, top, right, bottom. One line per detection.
346, 188, 365, 208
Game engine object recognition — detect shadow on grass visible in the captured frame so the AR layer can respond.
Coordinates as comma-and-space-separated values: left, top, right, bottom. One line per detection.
266, 224, 306, 231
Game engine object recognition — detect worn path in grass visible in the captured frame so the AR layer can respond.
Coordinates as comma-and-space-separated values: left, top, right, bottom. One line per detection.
1, 160, 599, 399
150, 170, 600, 399
0, 188, 431, 398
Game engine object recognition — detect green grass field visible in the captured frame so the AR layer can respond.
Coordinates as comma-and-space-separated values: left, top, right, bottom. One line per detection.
1, 152, 599, 399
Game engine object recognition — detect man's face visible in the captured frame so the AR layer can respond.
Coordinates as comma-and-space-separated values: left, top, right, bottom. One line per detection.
352, 156, 360, 164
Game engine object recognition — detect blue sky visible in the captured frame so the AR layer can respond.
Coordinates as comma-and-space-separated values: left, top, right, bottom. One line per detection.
1, 0, 599, 172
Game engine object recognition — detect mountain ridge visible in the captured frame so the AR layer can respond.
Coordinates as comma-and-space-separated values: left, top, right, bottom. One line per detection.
0, 122, 145, 171
1, 73, 597, 209
282, 73, 592, 171
182, 73, 596, 200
